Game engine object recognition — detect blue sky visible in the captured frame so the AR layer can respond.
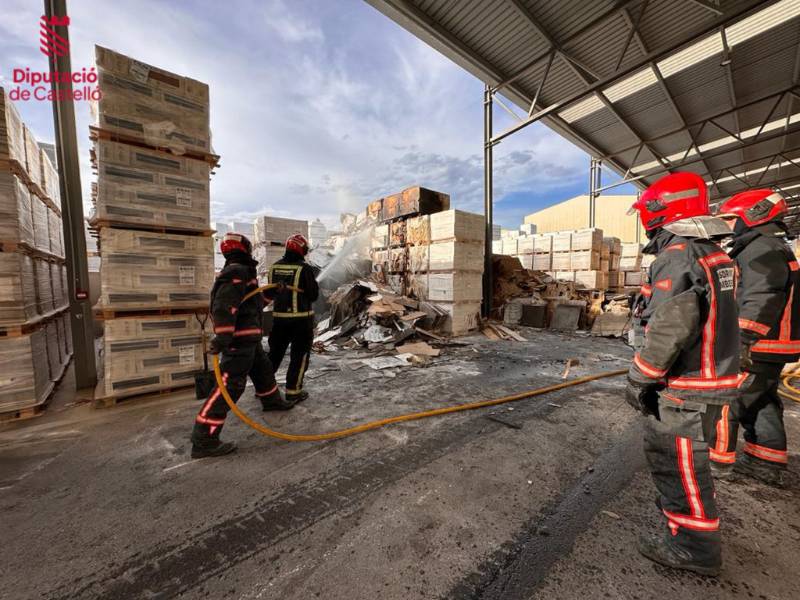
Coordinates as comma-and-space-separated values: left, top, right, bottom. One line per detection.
1, 0, 634, 230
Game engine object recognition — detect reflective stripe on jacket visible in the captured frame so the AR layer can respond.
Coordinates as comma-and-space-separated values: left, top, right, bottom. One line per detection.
210, 261, 263, 347
268, 254, 319, 318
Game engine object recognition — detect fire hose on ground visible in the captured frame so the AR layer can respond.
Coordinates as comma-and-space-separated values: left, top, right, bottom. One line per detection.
212, 284, 628, 442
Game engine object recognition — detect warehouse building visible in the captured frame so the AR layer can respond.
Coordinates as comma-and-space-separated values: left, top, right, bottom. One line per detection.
523, 194, 645, 243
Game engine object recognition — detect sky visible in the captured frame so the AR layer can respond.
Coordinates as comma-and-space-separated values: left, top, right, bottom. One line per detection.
0, 0, 635, 230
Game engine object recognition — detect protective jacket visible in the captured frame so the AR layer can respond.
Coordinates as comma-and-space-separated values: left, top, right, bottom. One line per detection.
630, 228, 741, 403
729, 221, 800, 363
210, 258, 264, 349
267, 251, 319, 318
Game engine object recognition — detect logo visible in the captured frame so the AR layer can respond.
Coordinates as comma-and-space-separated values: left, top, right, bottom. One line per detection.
717, 267, 735, 292
39, 15, 70, 57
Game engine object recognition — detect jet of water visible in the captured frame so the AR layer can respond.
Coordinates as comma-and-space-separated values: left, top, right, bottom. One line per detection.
316, 225, 374, 283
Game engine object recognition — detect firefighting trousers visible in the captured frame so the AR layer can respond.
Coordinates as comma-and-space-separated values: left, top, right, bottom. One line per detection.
192, 342, 278, 444
708, 363, 788, 468
268, 316, 313, 397
644, 395, 721, 562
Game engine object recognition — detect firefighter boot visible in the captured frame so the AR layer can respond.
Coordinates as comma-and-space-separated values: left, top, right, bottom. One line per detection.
710, 462, 735, 481
190, 424, 237, 459
261, 388, 298, 411
638, 531, 722, 576
287, 390, 309, 403
734, 453, 785, 487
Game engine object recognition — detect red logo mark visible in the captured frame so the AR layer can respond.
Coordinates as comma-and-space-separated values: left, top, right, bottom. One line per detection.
40, 15, 70, 57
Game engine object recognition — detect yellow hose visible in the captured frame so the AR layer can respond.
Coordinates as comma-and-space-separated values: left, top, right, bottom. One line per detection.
212, 353, 626, 442
242, 283, 302, 303
780, 370, 800, 404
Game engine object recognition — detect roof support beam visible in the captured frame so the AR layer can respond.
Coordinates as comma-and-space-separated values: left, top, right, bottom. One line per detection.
686, 0, 723, 16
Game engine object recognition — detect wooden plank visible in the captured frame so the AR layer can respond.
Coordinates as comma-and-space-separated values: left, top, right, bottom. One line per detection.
494, 324, 527, 342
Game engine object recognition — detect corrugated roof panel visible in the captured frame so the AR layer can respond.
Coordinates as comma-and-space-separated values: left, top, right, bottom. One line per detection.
735, 95, 793, 134
637, 0, 729, 51
726, 0, 800, 47
529, 59, 588, 107
572, 120, 640, 153
562, 12, 644, 78
619, 101, 683, 140
521, 0, 619, 42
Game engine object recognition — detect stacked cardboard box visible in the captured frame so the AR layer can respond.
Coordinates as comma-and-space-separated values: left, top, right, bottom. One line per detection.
0, 89, 70, 416
620, 242, 645, 289
370, 188, 481, 336
252, 216, 308, 282
92, 48, 215, 401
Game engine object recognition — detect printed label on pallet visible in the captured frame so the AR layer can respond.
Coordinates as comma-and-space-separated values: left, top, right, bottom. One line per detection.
179, 266, 195, 285
175, 187, 193, 207
178, 345, 196, 365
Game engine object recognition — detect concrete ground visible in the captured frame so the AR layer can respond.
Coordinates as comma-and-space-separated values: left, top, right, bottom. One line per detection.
0, 329, 798, 600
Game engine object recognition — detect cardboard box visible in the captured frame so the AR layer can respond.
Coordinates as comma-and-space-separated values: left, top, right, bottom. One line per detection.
31, 195, 49, 253
101, 313, 204, 398
0, 329, 51, 413
621, 242, 643, 257
427, 272, 482, 302
428, 241, 483, 272
619, 256, 643, 271
571, 250, 601, 271
406, 215, 430, 246
571, 228, 603, 251
0, 171, 34, 247
98, 228, 213, 309
551, 232, 572, 252
532, 253, 552, 270
253, 215, 308, 245
624, 270, 645, 286
94, 46, 210, 154
551, 252, 571, 270
0, 253, 38, 325
575, 270, 606, 290
533, 234, 553, 254
390, 220, 406, 247
0, 88, 26, 164
429, 209, 484, 243
610, 253, 621, 271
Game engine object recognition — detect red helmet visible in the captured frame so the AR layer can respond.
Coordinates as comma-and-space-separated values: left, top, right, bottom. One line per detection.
716, 189, 787, 227
286, 233, 309, 256
629, 172, 709, 231
220, 232, 252, 256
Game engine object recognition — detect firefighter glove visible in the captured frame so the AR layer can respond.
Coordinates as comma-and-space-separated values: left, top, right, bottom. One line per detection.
209, 336, 229, 355
625, 376, 661, 416
740, 342, 754, 373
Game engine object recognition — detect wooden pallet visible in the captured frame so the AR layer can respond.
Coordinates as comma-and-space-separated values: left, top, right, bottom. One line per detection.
0, 353, 72, 423
89, 126, 220, 168
88, 217, 214, 237
94, 305, 208, 321
0, 305, 70, 337
0, 158, 61, 215
93, 381, 195, 409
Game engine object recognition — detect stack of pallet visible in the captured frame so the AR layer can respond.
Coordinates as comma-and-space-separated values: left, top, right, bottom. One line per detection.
90, 47, 216, 405
0, 89, 71, 419
603, 237, 623, 292
369, 186, 483, 336
253, 216, 308, 282
620, 242, 645, 289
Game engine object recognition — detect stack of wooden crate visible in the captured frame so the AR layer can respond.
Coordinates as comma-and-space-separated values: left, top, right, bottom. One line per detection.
370, 187, 482, 336
603, 237, 623, 292
90, 47, 217, 404
620, 242, 645, 289
0, 89, 71, 419
252, 216, 308, 282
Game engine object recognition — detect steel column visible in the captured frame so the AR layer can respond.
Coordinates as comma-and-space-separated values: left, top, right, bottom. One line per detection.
483, 85, 493, 318
589, 157, 601, 228
45, 0, 97, 389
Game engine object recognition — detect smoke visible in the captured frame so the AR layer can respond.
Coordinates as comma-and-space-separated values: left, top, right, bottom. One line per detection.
314, 225, 375, 288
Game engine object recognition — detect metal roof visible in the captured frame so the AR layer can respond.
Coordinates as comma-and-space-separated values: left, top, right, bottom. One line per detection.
365, 0, 800, 229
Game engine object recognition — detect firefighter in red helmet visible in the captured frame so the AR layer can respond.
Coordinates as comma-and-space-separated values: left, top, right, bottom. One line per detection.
708, 190, 797, 485
627, 172, 740, 576
190, 232, 295, 459
265, 233, 319, 403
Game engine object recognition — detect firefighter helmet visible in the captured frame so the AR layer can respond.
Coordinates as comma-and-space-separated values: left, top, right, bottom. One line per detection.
716, 189, 787, 227
220, 232, 253, 256
628, 172, 709, 231
286, 233, 309, 256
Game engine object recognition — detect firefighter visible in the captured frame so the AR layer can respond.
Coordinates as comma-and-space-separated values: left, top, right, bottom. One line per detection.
708, 190, 797, 485
266, 234, 319, 403
190, 232, 296, 459
627, 172, 740, 576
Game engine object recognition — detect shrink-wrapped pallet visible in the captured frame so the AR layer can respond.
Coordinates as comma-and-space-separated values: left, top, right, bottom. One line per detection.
100, 313, 203, 398
551, 232, 572, 252
428, 241, 483, 272
571, 228, 603, 251
0, 88, 26, 163
48, 209, 64, 258
533, 234, 553, 254
40, 148, 60, 208
551, 253, 571, 271
570, 250, 601, 271
427, 273, 482, 302
406, 215, 430, 246
98, 228, 213, 309
0, 171, 34, 246
34, 258, 55, 314
23, 126, 42, 191
93, 140, 210, 231
0, 330, 51, 413
94, 46, 211, 155
429, 209, 483, 243
0, 253, 37, 325
621, 242, 642, 257
32, 195, 50, 253
253, 215, 308, 245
